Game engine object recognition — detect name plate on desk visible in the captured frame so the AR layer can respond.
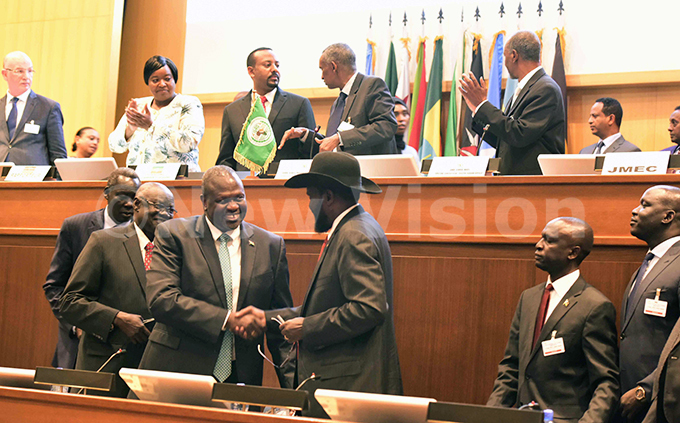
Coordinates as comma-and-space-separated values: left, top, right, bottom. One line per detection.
4, 165, 51, 181
275, 159, 312, 179
135, 163, 182, 180
428, 157, 489, 177
602, 152, 669, 175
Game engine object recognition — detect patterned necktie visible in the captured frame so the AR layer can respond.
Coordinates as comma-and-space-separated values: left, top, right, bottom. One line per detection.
327, 92, 348, 136
7, 97, 19, 141
143, 242, 154, 271
260, 95, 268, 114
594, 140, 605, 154
213, 233, 234, 382
626, 252, 656, 321
533, 283, 554, 348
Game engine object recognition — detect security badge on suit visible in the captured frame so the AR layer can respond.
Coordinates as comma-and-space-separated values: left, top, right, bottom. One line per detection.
0, 91, 67, 165
487, 274, 619, 423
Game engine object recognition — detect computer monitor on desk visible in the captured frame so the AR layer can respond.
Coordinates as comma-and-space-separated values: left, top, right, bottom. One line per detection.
0, 367, 52, 390
354, 155, 421, 178
55, 157, 118, 181
538, 154, 600, 176
315, 389, 435, 423
427, 401, 544, 423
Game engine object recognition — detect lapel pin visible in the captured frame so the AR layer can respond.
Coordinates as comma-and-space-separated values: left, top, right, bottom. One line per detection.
563, 299, 569, 307
249, 240, 255, 247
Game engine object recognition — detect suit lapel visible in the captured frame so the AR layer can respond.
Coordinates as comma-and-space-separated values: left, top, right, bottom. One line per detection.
507, 68, 546, 117
520, 284, 546, 367
606, 136, 624, 153
237, 222, 255, 309
268, 88, 285, 124
195, 215, 227, 308
88, 209, 106, 235
623, 242, 680, 330
122, 225, 148, 297
528, 277, 585, 362
341, 73, 363, 122
0, 95, 8, 143
238, 93, 252, 126
13, 91, 37, 143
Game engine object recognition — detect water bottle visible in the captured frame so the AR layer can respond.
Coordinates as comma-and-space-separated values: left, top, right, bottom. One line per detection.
543, 408, 554, 423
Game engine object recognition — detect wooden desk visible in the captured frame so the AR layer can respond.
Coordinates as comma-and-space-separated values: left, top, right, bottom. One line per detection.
0, 386, 330, 423
0, 175, 672, 404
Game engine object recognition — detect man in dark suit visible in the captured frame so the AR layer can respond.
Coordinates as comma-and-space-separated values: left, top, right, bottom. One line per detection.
580, 98, 641, 154
487, 217, 619, 423
662, 107, 680, 154
619, 186, 680, 422
138, 165, 294, 388
215, 47, 316, 169
1, 51, 66, 165
59, 182, 175, 397
642, 318, 680, 423
279, 43, 398, 155
257, 152, 402, 417
459, 31, 565, 175
43, 168, 141, 370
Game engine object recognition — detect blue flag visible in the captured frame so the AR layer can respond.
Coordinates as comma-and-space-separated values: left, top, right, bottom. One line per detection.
480, 32, 505, 156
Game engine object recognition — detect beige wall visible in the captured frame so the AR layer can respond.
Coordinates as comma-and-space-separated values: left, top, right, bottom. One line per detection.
0, 0, 124, 157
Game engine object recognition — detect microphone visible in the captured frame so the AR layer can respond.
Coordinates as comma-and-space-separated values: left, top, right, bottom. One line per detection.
476, 124, 491, 156
518, 401, 540, 410
76, 348, 127, 395
296, 373, 319, 391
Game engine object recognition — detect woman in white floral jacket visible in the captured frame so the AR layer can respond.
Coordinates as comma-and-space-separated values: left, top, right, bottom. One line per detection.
109, 55, 204, 171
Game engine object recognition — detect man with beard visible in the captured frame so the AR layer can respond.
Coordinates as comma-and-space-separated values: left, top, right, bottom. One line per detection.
618, 186, 680, 423
59, 182, 175, 397
43, 168, 141, 370
216, 47, 316, 169
244, 152, 402, 417
487, 217, 619, 423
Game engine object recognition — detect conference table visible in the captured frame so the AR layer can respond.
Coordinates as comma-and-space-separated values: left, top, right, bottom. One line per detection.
0, 174, 667, 409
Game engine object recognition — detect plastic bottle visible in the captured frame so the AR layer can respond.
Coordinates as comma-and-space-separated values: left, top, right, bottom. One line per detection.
543, 408, 554, 423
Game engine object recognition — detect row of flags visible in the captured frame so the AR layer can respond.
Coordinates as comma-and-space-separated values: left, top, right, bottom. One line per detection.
369, 8, 568, 159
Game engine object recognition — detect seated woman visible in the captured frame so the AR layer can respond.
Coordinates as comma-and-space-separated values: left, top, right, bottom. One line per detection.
109, 55, 204, 171
71, 127, 100, 158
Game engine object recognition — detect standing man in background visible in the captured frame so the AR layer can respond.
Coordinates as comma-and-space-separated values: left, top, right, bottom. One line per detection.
278, 43, 398, 155
1, 51, 67, 165
216, 47, 316, 169
43, 168, 141, 370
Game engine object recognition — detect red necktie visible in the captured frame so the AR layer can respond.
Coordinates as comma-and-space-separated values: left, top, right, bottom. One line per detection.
533, 283, 554, 348
317, 236, 329, 261
144, 242, 154, 271
260, 95, 267, 113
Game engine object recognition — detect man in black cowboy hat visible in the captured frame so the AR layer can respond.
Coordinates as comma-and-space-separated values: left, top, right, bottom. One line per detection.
262, 151, 403, 417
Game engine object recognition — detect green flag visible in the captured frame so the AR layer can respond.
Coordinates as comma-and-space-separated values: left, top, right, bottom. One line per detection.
385, 40, 398, 96
234, 97, 276, 173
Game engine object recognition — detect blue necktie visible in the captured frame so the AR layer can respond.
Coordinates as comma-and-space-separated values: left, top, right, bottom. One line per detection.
213, 233, 234, 382
7, 97, 18, 141
626, 252, 655, 321
327, 92, 347, 136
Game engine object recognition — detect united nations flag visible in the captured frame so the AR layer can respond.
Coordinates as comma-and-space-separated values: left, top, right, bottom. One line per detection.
234, 97, 276, 173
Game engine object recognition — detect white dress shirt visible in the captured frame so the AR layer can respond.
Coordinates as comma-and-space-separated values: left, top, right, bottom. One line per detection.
4, 89, 31, 133
103, 206, 121, 229
596, 133, 622, 152
629, 236, 680, 294
252, 88, 276, 117
544, 269, 580, 323
133, 222, 152, 258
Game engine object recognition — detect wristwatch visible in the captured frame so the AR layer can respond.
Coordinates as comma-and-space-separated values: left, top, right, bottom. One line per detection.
635, 386, 646, 401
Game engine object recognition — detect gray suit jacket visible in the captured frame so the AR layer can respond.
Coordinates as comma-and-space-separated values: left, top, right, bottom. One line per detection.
620, 242, 680, 401
138, 216, 294, 388
216, 88, 316, 169
643, 319, 680, 423
43, 209, 105, 369
487, 276, 620, 423
266, 205, 403, 417
474, 68, 565, 175
0, 91, 67, 165
59, 224, 151, 397
579, 135, 641, 154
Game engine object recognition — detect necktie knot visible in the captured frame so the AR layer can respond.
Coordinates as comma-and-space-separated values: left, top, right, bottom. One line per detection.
219, 233, 232, 244
10, 97, 18, 104
546, 282, 554, 292
644, 252, 655, 262
145, 242, 153, 252
339, 92, 347, 100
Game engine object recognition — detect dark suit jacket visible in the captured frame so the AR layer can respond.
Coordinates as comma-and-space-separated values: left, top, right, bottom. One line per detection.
308, 73, 397, 155
474, 68, 565, 175
487, 276, 620, 423
216, 88, 316, 169
643, 319, 680, 423
0, 91, 67, 165
266, 205, 403, 417
59, 224, 152, 397
620, 242, 680, 400
579, 135, 641, 154
138, 216, 294, 388
43, 209, 106, 369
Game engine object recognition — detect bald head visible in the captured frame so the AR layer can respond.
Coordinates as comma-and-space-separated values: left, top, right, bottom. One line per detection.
202, 165, 242, 196
631, 185, 680, 247
2, 51, 33, 96
3, 51, 32, 68
551, 217, 594, 264
134, 182, 175, 241
201, 165, 247, 232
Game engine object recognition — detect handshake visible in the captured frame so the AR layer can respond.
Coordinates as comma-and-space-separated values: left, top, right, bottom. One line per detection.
226, 306, 304, 343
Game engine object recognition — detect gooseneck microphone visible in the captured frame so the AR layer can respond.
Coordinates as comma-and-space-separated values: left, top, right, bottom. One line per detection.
76, 348, 127, 395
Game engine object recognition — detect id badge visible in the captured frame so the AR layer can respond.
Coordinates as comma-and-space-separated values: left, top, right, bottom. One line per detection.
24, 120, 40, 134
542, 330, 566, 357
644, 289, 667, 317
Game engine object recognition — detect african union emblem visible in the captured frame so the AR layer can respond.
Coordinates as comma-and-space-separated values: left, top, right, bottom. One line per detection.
247, 117, 275, 147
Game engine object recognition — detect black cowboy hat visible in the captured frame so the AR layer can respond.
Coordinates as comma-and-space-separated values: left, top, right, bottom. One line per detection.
284, 152, 381, 194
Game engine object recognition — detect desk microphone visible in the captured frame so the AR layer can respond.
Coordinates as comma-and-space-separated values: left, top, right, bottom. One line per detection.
476, 124, 490, 156
76, 348, 127, 395
296, 373, 320, 391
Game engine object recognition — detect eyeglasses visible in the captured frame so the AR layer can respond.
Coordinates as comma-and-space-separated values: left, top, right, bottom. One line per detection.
142, 200, 176, 215
258, 343, 295, 369
4, 68, 35, 76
